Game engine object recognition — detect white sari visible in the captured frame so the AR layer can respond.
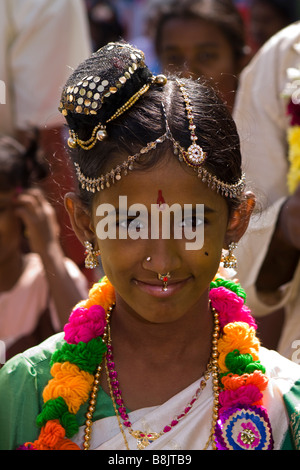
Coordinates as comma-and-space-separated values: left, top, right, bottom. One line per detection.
72, 348, 300, 450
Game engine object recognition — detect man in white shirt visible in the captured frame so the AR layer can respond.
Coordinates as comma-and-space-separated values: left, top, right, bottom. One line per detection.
233, 22, 300, 361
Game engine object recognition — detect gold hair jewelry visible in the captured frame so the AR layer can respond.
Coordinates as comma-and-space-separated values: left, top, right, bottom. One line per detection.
69, 77, 245, 198
84, 241, 101, 269
157, 272, 171, 291
60, 43, 146, 116
221, 242, 238, 269
67, 75, 167, 150
60, 40, 168, 150
175, 79, 206, 168
67, 82, 151, 150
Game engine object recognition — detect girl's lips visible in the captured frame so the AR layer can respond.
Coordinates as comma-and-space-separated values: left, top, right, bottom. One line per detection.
133, 277, 191, 298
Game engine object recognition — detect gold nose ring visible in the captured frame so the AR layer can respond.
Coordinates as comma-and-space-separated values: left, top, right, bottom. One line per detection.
157, 272, 171, 291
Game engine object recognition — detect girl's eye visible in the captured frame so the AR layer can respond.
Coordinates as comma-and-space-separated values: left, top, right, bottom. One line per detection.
197, 52, 218, 63
119, 218, 146, 232
179, 216, 204, 228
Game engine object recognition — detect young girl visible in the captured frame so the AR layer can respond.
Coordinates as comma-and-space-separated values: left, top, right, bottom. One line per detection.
0, 42, 299, 451
0, 136, 88, 360
146, 0, 251, 111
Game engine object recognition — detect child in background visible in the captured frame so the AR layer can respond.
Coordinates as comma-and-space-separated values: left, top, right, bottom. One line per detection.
0, 136, 88, 360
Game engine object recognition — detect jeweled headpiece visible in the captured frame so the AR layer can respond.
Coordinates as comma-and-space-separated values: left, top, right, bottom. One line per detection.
59, 42, 245, 198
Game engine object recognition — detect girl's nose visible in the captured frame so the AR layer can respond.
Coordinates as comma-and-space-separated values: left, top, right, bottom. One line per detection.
141, 238, 181, 276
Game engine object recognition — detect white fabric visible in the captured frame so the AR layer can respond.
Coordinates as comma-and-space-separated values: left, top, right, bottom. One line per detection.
0, 0, 91, 135
0, 253, 88, 349
233, 22, 300, 360
72, 348, 300, 450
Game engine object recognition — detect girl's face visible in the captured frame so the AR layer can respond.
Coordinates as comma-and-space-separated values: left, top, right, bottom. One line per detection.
158, 17, 243, 106
91, 154, 232, 324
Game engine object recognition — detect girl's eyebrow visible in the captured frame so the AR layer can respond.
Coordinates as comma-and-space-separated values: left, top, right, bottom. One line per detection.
204, 206, 217, 214
110, 205, 217, 215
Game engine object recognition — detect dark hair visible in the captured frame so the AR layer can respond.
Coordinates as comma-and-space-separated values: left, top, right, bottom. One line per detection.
62, 43, 243, 213
250, 0, 300, 24
0, 135, 48, 191
85, 0, 124, 51
146, 0, 247, 63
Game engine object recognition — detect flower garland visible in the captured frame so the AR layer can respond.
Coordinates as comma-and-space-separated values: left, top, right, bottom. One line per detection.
18, 276, 273, 450
287, 101, 300, 194
18, 278, 115, 451
210, 281, 273, 449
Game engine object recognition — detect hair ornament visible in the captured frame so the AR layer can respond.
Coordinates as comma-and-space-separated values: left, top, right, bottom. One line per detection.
176, 79, 206, 168
60, 42, 245, 198
59, 42, 167, 150
72, 81, 245, 198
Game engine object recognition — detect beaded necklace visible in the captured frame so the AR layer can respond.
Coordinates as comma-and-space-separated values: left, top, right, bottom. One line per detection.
19, 276, 274, 451
104, 306, 219, 450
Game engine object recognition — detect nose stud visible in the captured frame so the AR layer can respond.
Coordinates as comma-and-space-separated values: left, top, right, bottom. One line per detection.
157, 272, 171, 291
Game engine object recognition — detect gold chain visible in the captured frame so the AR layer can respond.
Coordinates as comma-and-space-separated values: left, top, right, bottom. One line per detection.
83, 303, 220, 450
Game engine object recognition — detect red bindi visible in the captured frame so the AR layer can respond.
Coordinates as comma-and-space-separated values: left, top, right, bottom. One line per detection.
156, 190, 166, 209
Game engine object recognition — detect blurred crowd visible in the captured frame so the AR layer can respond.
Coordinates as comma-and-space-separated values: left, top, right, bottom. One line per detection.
0, 0, 300, 362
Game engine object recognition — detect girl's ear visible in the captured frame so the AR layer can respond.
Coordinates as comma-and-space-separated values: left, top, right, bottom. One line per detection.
224, 191, 255, 248
64, 192, 95, 245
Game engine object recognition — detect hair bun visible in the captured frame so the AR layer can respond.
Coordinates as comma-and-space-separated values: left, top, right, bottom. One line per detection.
59, 42, 154, 130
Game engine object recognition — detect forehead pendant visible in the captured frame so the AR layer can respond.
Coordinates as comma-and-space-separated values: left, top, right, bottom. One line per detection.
176, 80, 206, 169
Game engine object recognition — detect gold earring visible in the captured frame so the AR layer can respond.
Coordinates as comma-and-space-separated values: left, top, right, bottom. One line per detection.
84, 241, 101, 269
221, 242, 237, 269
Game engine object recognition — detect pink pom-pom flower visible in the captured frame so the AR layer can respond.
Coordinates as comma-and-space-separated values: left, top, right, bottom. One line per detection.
218, 384, 263, 415
64, 304, 107, 344
210, 287, 257, 330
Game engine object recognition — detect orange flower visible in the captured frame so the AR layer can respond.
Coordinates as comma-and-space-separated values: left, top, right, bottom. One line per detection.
43, 362, 94, 414
221, 370, 268, 391
218, 322, 260, 372
84, 277, 116, 311
27, 420, 80, 450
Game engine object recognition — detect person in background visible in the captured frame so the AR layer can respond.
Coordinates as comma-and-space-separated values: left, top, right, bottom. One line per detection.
84, 0, 124, 51
0, 0, 92, 280
233, 22, 300, 361
146, 0, 251, 112
248, 0, 300, 52
0, 136, 88, 361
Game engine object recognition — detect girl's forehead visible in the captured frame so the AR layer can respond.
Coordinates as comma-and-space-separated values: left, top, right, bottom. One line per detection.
93, 157, 226, 209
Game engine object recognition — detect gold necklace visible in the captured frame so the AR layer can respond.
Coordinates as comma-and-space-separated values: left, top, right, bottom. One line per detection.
82, 305, 113, 450
83, 304, 220, 450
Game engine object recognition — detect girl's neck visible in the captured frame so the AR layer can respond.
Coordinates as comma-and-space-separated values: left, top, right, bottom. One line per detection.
0, 251, 24, 293
103, 292, 214, 410
110, 292, 213, 366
